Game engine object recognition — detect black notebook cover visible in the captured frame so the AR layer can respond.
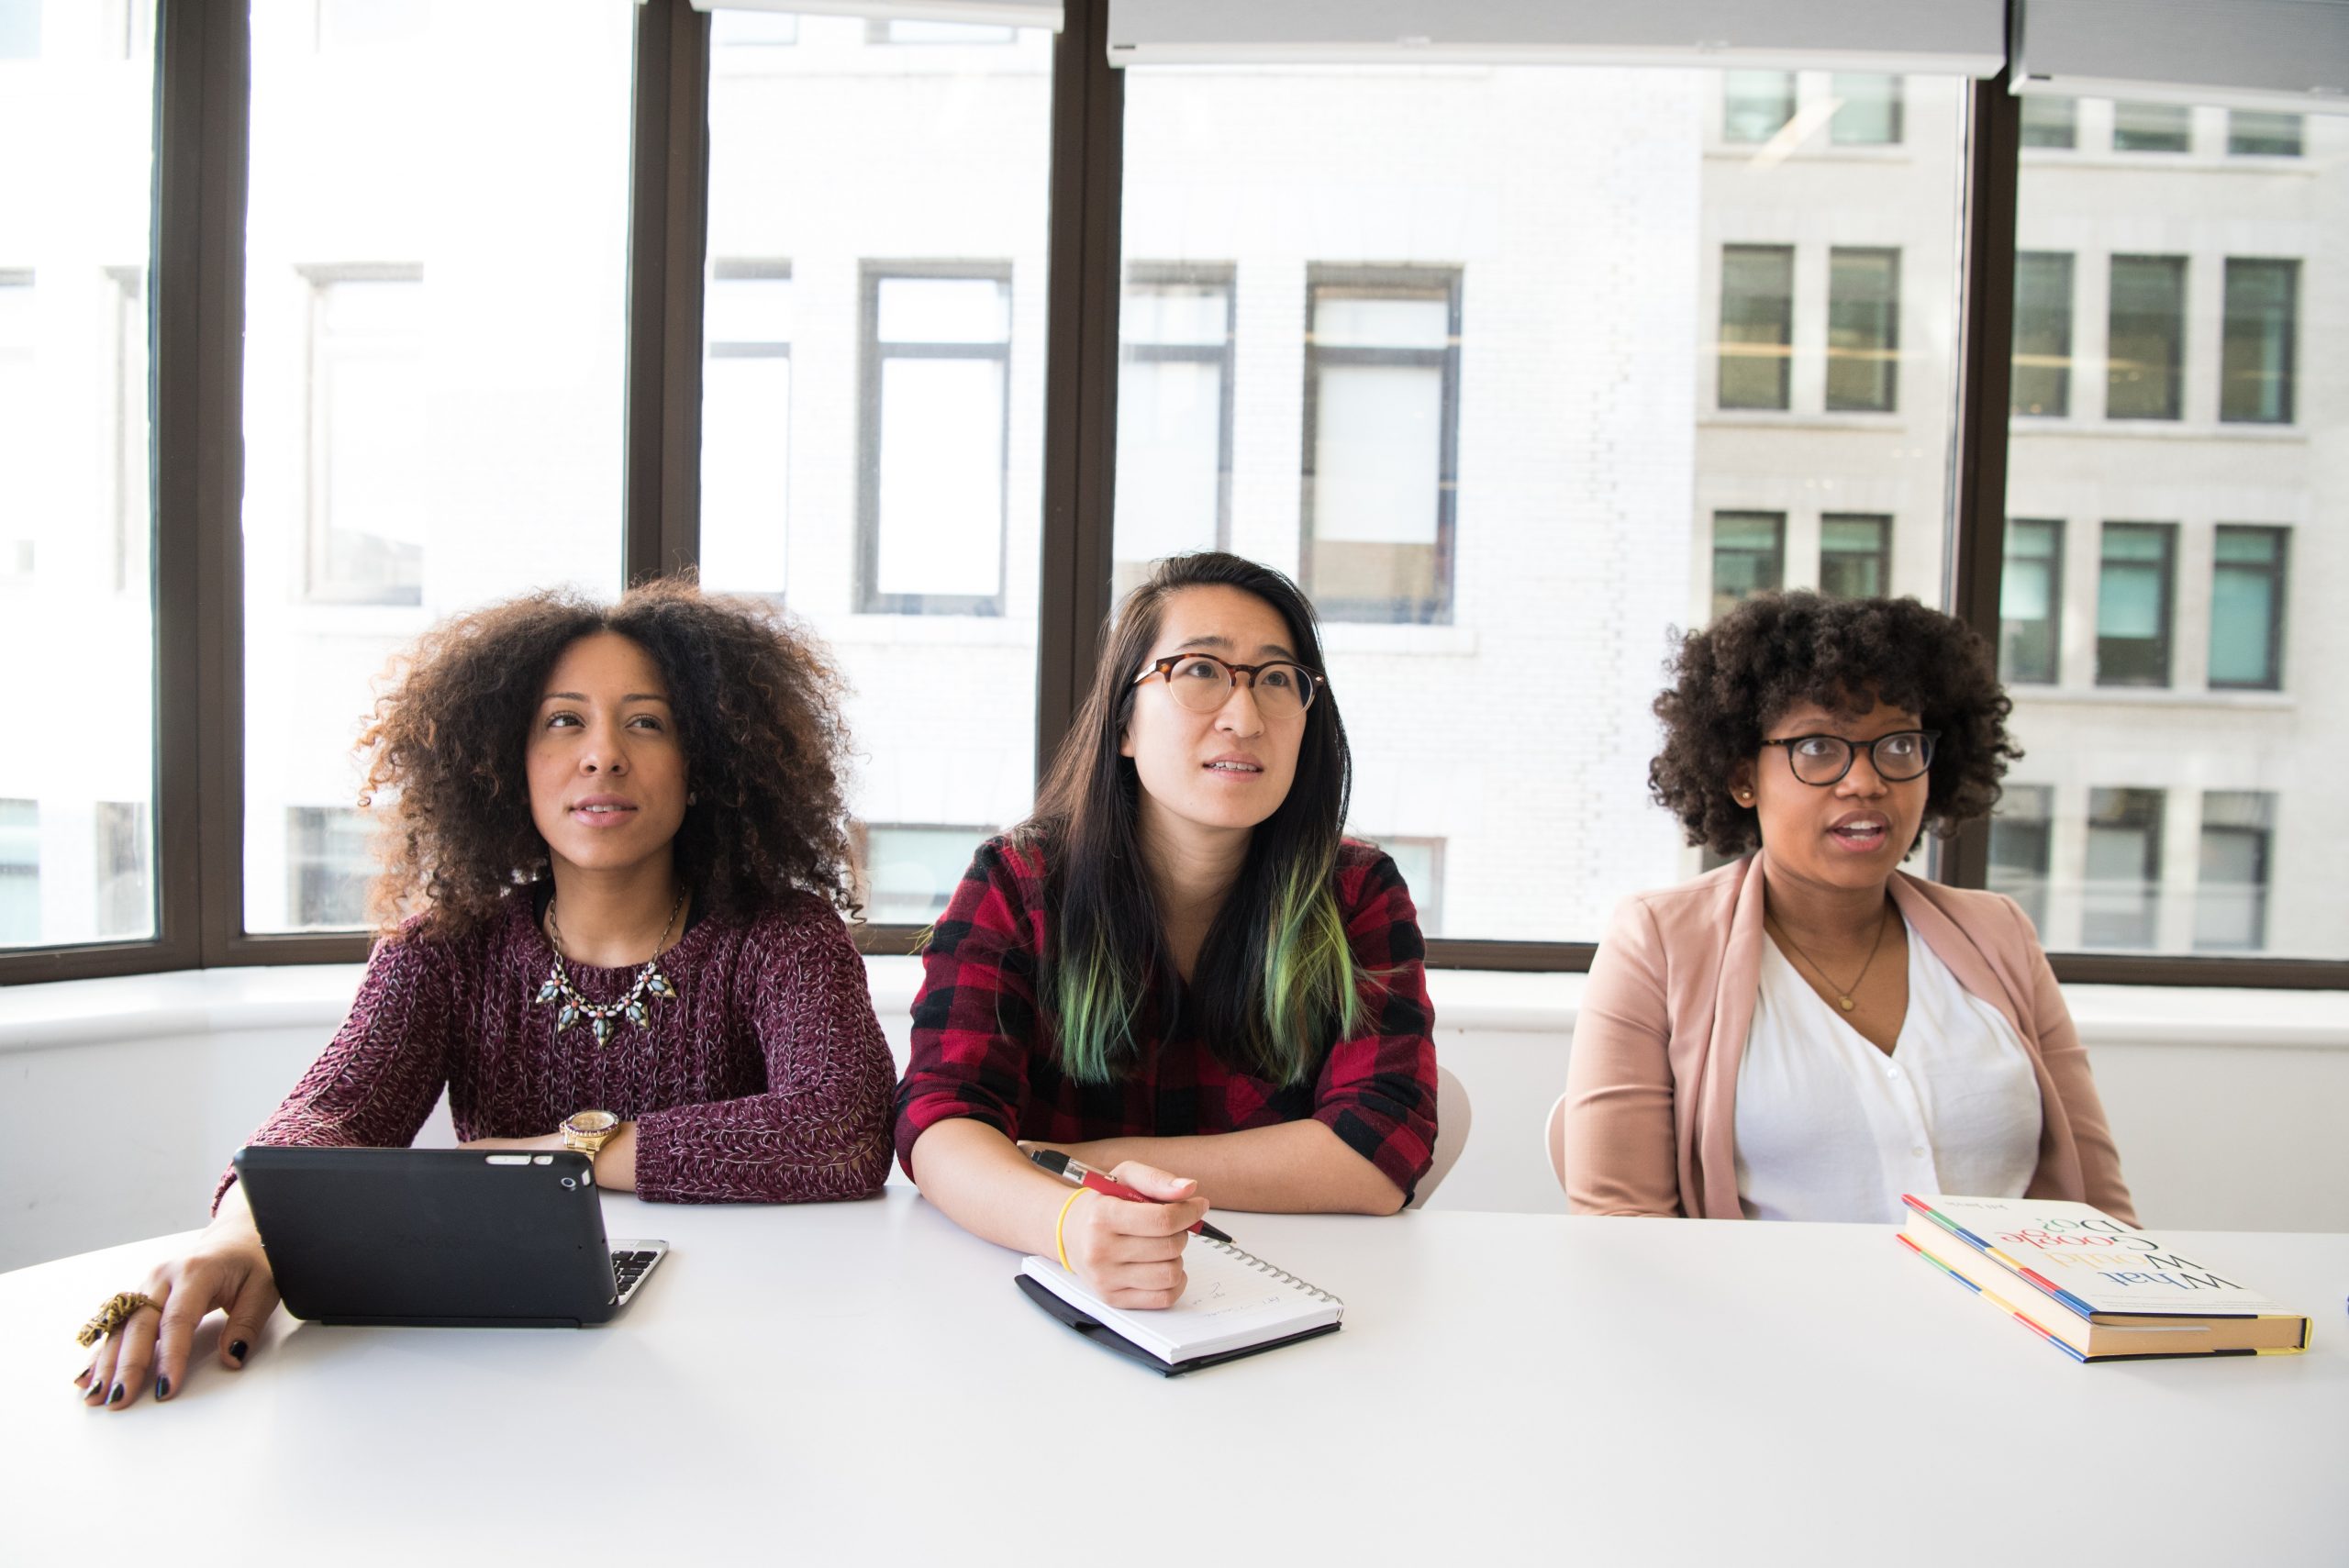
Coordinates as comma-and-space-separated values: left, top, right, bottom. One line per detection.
1014, 1273, 1342, 1376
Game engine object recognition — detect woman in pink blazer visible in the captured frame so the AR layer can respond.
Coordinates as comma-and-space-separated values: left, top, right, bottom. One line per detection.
1564, 593, 2134, 1224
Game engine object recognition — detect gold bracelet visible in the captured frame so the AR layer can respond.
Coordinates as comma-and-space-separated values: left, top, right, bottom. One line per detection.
76, 1291, 161, 1348
1054, 1187, 1088, 1272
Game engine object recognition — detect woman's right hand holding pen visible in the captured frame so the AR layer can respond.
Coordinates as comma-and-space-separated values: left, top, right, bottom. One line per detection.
1058, 1160, 1210, 1310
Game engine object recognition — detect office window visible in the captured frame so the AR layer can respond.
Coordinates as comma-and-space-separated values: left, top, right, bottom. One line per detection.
856, 823, 993, 926
2221, 259, 2297, 425
2009, 251, 2072, 417
2209, 526, 2288, 690
1115, 265, 1234, 601
1711, 512, 1785, 618
0, 272, 30, 585
860, 267, 1014, 616
1820, 515, 1889, 599
1719, 245, 1793, 411
712, 10, 796, 46
1826, 248, 1898, 412
0, 800, 35, 945
240, 0, 634, 936
2106, 256, 2185, 420
108, 268, 150, 595
1998, 519, 2064, 684
285, 806, 374, 930
1987, 784, 2054, 936
870, 19, 1016, 44
2196, 792, 2273, 951
95, 801, 150, 940
1722, 71, 1794, 144
2227, 111, 2301, 157
698, 261, 794, 597
1301, 268, 1460, 624
304, 271, 426, 605
2096, 523, 2175, 687
0, 0, 37, 58
2083, 787, 2163, 949
2111, 101, 2190, 152
1830, 74, 1902, 145
2020, 96, 2077, 150
1361, 836, 1445, 939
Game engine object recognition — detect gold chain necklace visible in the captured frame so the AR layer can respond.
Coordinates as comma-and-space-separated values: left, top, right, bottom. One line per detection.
1765, 903, 1891, 1013
533, 891, 685, 1045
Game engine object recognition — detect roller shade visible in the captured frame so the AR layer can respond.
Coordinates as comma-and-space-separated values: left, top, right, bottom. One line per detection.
2012, 0, 2349, 113
1105, 0, 2005, 75
691, 0, 1063, 31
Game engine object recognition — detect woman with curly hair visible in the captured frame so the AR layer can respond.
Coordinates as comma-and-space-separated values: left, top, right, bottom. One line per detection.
76, 579, 896, 1412
897, 553, 1436, 1310
1563, 591, 2134, 1225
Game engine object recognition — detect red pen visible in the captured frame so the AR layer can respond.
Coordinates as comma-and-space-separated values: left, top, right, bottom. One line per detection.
1027, 1147, 1234, 1244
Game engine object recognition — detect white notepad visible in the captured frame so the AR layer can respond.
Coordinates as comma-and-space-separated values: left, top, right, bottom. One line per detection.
1019, 1236, 1345, 1366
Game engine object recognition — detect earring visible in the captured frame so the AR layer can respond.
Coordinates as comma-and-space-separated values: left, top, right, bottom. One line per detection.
687, 791, 698, 806
1734, 789, 1754, 806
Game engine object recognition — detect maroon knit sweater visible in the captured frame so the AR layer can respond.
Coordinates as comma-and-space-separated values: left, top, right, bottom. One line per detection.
217, 891, 896, 1207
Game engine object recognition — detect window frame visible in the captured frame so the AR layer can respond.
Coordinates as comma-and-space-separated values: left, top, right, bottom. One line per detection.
1718, 242, 1795, 412
2220, 256, 2298, 427
296, 261, 428, 607
1116, 261, 1238, 571
2208, 524, 2288, 692
2094, 520, 2177, 688
1709, 509, 1787, 618
6, 6, 2343, 991
1998, 517, 2065, 685
1818, 512, 1890, 599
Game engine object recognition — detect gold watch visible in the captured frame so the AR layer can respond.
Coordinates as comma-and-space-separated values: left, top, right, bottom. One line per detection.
562, 1109, 621, 1158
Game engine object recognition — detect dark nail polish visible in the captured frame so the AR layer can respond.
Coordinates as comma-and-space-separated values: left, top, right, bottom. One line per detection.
228, 1340, 248, 1364
155, 1375, 171, 1401
107, 1383, 125, 1406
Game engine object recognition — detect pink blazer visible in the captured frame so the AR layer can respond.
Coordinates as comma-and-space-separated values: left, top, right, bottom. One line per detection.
1563, 854, 2135, 1223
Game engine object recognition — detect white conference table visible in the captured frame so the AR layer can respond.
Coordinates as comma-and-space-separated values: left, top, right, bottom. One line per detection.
4, 1191, 2344, 1566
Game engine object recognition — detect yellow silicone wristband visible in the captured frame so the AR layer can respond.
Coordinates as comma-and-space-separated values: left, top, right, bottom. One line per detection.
1054, 1186, 1088, 1272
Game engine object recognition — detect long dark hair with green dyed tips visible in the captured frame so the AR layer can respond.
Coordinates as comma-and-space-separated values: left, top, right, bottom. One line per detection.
1019, 552, 1367, 1087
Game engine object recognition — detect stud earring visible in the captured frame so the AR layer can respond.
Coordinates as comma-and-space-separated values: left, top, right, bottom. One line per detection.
687, 791, 698, 806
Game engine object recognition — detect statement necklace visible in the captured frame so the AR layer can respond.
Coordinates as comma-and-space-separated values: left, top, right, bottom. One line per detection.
1765, 903, 1891, 1013
533, 891, 685, 1045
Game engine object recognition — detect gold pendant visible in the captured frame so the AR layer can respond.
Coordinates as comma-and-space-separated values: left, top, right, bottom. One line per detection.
1839, 996, 1855, 1011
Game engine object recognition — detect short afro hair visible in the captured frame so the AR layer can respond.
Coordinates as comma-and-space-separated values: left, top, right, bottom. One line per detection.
1648, 592, 2020, 858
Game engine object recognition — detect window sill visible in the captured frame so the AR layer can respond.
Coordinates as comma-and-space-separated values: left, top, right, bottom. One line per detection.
2009, 685, 2295, 711
2022, 151, 2320, 177
1699, 412, 1906, 432
2011, 420, 2305, 442
6, 961, 2339, 1056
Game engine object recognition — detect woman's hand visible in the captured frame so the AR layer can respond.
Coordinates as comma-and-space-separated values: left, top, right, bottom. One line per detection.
1057, 1161, 1210, 1310
75, 1192, 279, 1412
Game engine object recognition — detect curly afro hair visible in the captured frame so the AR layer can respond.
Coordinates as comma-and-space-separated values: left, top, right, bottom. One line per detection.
358, 577, 857, 937
1649, 591, 2020, 858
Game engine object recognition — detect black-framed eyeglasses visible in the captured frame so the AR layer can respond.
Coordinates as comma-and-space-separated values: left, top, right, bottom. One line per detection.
1132, 653, 1323, 718
1761, 729, 1938, 786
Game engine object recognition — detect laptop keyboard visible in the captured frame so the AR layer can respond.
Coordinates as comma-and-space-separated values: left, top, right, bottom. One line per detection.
612, 1249, 662, 1305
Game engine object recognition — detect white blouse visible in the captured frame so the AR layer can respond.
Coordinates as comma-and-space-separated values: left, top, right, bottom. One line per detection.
1733, 917, 2043, 1225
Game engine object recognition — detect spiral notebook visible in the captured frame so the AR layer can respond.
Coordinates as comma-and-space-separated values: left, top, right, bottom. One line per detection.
1016, 1237, 1345, 1375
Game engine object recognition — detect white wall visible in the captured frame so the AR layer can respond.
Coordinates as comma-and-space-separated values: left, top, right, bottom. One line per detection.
2, 963, 2341, 1274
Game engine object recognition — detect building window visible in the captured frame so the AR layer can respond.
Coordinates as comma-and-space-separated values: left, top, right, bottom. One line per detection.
2226, 111, 2301, 157
1826, 247, 1898, 412
712, 9, 796, 47
1718, 245, 1793, 411
2106, 256, 2185, 420
108, 267, 150, 596
1722, 71, 1794, 145
855, 823, 992, 926
2220, 258, 2297, 425
1819, 514, 1889, 599
869, 19, 1015, 45
0, 270, 31, 585
1301, 267, 1460, 625
1362, 835, 1445, 939
94, 801, 150, 940
286, 806, 373, 929
305, 269, 426, 605
1711, 511, 1784, 618
1999, 518, 2064, 684
859, 265, 1013, 617
0, 799, 36, 945
1987, 784, 2054, 936
699, 261, 794, 597
2209, 526, 2288, 691
2019, 96, 2077, 149
2111, 101, 2191, 153
0, 0, 39, 57
2009, 251, 2072, 417
2083, 787, 2164, 949
2096, 522, 2175, 686
1115, 265, 1234, 601
1829, 74, 1902, 145
2196, 792, 2273, 951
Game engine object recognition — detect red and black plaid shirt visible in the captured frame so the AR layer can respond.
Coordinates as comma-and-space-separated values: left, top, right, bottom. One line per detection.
895, 834, 1439, 1199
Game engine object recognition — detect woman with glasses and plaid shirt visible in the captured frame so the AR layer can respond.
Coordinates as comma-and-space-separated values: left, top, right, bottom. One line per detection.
1564, 591, 2134, 1225
896, 552, 1437, 1311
